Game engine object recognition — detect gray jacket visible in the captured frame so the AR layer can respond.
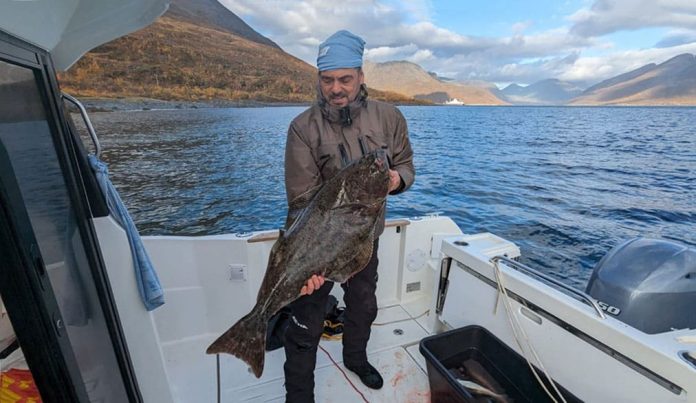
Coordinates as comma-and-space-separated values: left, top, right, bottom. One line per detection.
284, 94, 415, 236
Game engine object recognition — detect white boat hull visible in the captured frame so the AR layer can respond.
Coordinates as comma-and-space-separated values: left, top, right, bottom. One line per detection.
92, 214, 696, 402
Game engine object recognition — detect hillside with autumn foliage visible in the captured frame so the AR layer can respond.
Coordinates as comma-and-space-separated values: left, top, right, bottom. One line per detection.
58, 0, 426, 105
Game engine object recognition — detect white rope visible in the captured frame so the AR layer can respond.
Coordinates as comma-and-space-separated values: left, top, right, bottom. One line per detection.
492, 259, 567, 403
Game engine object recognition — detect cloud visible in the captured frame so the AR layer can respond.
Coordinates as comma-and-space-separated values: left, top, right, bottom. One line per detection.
558, 41, 696, 81
222, 1, 590, 63
408, 48, 434, 64
511, 20, 534, 34
222, 0, 696, 87
396, 0, 433, 22
655, 29, 696, 48
219, 0, 408, 63
364, 44, 420, 62
570, 0, 696, 37
435, 51, 583, 84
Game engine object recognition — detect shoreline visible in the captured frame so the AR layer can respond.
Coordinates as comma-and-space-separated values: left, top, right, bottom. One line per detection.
71, 97, 696, 112
74, 97, 312, 112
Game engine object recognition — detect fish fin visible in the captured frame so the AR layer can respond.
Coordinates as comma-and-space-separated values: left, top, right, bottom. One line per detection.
284, 207, 304, 231
206, 311, 267, 378
288, 184, 320, 211
256, 242, 287, 304
285, 184, 321, 229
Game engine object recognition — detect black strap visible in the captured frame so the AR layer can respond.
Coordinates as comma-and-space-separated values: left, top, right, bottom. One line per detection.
358, 136, 368, 156
0, 339, 19, 359
338, 143, 350, 167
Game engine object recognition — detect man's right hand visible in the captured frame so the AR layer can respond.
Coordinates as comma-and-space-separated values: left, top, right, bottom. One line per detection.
300, 274, 325, 296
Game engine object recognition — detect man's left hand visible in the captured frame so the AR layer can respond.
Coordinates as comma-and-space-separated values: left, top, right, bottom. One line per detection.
388, 169, 401, 193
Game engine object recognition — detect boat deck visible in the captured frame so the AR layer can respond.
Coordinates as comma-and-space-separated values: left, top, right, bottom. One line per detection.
115, 217, 461, 403
207, 303, 433, 402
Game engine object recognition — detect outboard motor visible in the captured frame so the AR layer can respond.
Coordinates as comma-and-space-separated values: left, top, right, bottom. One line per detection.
586, 238, 696, 334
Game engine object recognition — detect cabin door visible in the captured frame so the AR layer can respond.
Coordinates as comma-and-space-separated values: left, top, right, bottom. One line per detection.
0, 34, 141, 402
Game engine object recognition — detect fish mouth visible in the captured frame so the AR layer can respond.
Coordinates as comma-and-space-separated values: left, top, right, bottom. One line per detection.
373, 149, 389, 173
371, 150, 390, 196
358, 150, 390, 197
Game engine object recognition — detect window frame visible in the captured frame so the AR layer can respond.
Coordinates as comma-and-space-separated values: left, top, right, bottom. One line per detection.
0, 29, 143, 402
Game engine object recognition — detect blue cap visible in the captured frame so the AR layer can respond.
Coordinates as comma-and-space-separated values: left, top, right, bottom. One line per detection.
317, 30, 365, 71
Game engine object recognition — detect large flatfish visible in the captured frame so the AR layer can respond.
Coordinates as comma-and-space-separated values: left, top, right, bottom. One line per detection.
206, 150, 390, 377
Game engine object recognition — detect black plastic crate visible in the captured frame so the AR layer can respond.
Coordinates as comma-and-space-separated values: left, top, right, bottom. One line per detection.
420, 325, 582, 402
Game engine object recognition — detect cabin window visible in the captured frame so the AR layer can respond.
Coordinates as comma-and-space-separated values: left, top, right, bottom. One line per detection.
0, 59, 130, 402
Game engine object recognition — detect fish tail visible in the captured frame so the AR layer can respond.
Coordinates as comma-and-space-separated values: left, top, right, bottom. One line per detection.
206, 311, 267, 378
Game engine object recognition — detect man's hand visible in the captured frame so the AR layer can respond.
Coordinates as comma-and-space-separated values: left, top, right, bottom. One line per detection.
388, 169, 401, 193
300, 274, 325, 296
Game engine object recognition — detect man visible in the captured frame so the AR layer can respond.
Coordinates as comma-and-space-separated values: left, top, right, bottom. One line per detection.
283, 30, 415, 403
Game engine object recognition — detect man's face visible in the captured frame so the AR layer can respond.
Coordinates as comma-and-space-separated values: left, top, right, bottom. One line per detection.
319, 68, 364, 108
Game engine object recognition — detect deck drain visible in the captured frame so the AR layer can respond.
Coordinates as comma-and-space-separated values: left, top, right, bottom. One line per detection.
393, 328, 404, 336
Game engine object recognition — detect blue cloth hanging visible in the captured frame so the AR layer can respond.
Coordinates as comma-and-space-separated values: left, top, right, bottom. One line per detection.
89, 155, 164, 311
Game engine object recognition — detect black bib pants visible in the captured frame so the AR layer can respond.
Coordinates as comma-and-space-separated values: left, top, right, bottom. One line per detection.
283, 239, 379, 403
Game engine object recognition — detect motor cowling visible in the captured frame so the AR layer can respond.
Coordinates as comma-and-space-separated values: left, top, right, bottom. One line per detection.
586, 238, 696, 334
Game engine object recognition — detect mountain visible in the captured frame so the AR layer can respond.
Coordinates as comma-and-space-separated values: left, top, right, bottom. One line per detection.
167, 0, 280, 49
58, 2, 315, 102
57, 0, 423, 104
500, 83, 525, 96
428, 71, 455, 82
570, 54, 696, 105
362, 61, 506, 105
58, 0, 694, 106
499, 79, 583, 105
582, 64, 656, 95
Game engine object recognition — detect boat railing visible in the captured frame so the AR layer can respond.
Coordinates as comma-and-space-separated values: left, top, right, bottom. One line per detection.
491, 255, 606, 319
63, 93, 101, 158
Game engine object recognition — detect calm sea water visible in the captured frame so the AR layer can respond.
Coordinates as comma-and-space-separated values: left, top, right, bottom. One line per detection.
87, 106, 696, 288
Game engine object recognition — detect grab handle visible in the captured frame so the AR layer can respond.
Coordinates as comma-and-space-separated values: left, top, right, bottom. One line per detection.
62, 93, 101, 158
491, 255, 606, 319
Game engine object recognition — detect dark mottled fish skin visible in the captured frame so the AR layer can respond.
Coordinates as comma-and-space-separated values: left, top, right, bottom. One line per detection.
206, 150, 390, 377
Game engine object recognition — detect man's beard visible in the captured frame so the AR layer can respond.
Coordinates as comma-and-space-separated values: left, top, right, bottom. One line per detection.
330, 92, 350, 104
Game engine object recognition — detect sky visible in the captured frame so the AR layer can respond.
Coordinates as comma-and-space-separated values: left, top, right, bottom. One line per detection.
220, 0, 696, 88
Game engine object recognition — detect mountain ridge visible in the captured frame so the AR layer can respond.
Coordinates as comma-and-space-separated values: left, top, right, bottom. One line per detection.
167, 0, 280, 49
363, 60, 506, 105
57, 0, 696, 106
58, 0, 426, 105
570, 53, 696, 105
498, 79, 583, 105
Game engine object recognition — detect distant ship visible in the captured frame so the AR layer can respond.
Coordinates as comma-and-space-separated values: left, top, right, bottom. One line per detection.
444, 98, 464, 105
